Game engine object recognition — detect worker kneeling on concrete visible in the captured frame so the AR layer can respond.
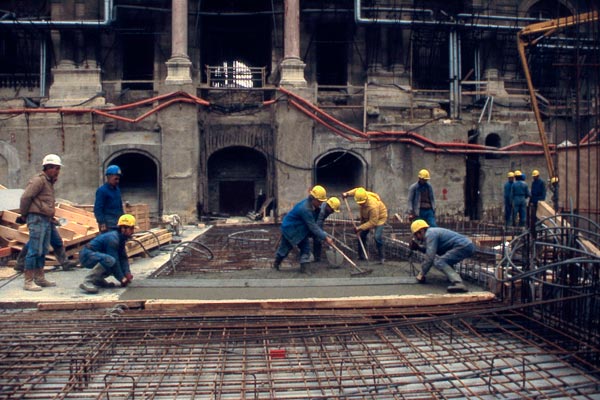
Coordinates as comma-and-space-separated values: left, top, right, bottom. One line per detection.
409, 219, 473, 293
79, 214, 136, 294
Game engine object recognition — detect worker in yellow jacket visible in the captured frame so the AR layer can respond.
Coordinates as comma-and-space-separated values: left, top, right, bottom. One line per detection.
342, 187, 388, 264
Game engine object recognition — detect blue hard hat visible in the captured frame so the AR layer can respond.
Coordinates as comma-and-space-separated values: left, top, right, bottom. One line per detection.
105, 165, 122, 176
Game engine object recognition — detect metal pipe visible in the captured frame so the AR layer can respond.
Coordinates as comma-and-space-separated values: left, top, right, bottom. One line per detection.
0, 0, 113, 27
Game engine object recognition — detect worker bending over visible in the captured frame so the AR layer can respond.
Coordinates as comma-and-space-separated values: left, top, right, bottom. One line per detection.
342, 187, 388, 264
313, 197, 341, 262
410, 219, 473, 293
273, 185, 334, 273
79, 214, 136, 294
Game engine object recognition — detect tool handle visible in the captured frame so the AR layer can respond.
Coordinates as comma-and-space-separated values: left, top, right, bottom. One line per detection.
343, 197, 369, 261
329, 243, 357, 268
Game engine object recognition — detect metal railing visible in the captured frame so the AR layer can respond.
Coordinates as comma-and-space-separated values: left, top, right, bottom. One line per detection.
205, 64, 266, 89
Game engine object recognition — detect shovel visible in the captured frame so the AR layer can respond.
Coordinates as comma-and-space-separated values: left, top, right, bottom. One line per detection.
343, 197, 369, 263
329, 242, 373, 277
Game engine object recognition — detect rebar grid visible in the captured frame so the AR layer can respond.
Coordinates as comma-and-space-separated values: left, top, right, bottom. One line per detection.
1, 303, 600, 399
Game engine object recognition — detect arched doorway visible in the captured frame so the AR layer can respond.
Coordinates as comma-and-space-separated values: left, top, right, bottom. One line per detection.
108, 152, 160, 217
315, 151, 365, 197
207, 146, 267, 215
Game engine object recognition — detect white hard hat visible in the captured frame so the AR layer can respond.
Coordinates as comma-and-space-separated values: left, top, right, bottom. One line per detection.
42, 154, 62, 166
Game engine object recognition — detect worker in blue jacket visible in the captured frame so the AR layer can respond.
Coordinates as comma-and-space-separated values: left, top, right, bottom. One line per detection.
312, 197, 341, 262
273, 186, 334, 273
510, 170, 530, 227
94, 165, 124, 232
503, 172, 515, 226
410, 219, 473, 293
79, 214, 135, 294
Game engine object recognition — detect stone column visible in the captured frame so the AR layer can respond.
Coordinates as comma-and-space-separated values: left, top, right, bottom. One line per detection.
279, 0, 306, 87
165, 0, 192, 84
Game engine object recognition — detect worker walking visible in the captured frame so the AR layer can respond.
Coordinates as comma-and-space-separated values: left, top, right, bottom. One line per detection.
511, 170, 530, 227
94, 165, 124, 233
530, 169, 547, 218
79, 214, 136, 294
273, 186, 334, 273
18, 154, 63, 291
342, 187, 388, 264
503, 172, 515, 227
312, 197, 341, 262
407, 169, 437, 227
409, 219, 472, 293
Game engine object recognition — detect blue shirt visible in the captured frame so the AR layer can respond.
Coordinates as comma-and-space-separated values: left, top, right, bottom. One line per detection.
94, 183, 124, 228
281, 197, 328, 245
408, 181, 435, 215
503, 181, 513, 206
422, 227, 473, 271
530, 179, 546, 204
80, 230, 130, 280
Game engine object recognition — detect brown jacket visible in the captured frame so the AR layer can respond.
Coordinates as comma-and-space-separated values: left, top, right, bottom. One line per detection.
20, 172, 56, 218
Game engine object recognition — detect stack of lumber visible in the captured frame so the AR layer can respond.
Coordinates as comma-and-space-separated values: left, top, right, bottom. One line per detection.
77, 203, 151, 231
0, 203, 99, 265
126, 228, 173, 257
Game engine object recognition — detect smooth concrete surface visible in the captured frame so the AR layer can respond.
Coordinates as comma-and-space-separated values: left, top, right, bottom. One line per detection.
0, 224, 483, 307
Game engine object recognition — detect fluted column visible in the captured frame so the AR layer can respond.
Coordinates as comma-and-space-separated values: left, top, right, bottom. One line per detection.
165, 0, 192, 84
279, 0, 306, 87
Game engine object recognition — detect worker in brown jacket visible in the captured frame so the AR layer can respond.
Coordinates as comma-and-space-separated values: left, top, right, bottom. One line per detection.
18, 154, 62, 291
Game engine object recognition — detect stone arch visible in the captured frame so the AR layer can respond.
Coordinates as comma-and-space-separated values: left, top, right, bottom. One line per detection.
314, 150, 367, 197
0, 141, 20, 188
207, 146, 268, 215
105, 150, 161, 217
485, 133, 502, 160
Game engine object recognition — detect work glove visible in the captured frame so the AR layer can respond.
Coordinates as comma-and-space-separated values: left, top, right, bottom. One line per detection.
415, 272, 426, 283
15, 216, 26, 224
121, 277, 130, 287
353, 226, 360, 234
125, 273, 134, 282
99, 223, 107, 233
409, 240, 421, 251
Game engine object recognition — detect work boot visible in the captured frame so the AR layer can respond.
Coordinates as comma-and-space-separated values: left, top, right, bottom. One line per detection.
79, 264, 106, 294
447, 282, 468, 293
34, 268, 56, 287
272, 257, 282, 271
54, 247, 78, 271
415, 272, 426, 284
377, 245, 385, 264
299, 263, 309, 273
79, 282, 99, 294
23, 270, 42, 292
14, 249, 26, 272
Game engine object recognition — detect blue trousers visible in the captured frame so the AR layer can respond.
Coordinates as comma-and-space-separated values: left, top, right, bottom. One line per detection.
418, 208, 437, 227
513, 199, 527, 226
276, 235, 311, 264
25, 214, 52, 270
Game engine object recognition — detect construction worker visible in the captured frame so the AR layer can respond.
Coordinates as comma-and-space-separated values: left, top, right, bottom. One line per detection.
79, 214, 136, 294
312, 197, 341, 262
530, 169, 547, 224
503, 172, 515, 226
342, 187, 388, 264
273, 185, 334, 273
409, 219, 472, 293
18, 154, 63, 291
510, 170, 530, 227
407, 169, 437, 227
94, 165, 124, 233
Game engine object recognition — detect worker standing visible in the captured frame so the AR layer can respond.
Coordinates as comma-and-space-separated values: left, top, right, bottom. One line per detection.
273, 186, 334, 273
409, 219, 472, 293
18, 154, 63, 291
79, 214, 136, 294
530, 169, 546, 207
94, 165, 124, 233
407, 169, 437, 227
342, 187, 388, 264
503, 172, 515, 227
511, 170, 530, 227
312, 197, 341, 262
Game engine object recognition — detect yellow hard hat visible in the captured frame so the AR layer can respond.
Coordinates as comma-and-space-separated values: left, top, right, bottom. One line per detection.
326, 197, 341, 212
309, 185, 327, 202
354, 187, 368, 204
418, 169, 430, 180
514, 170, 522, 176
117, 214, 136, 227
532, 170, 540, 177
507, 172, 515, 178
551, 177, 559, 184
411, 219, 430, 234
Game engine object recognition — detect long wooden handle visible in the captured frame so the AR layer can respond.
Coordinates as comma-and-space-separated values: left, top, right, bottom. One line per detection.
329, 242, 357, 268
343, 196, 369, 261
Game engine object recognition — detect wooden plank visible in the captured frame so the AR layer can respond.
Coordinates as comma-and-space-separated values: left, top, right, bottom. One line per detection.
54, 207, 98, 228
57, 202, 96, 218
0, 210, 20, 225
56, 226, 77, 241
0, 225, 29, 243
37, 300, 145, 311
145, 292, 496, 312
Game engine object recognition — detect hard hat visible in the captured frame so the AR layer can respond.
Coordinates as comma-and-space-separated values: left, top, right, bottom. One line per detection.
551, 177, 559, 184
411, 219, 430, 234
326, 197, 341, 212
532, 170, 540, 177
117, 214, 136, 227
105, 165, 122, 176
514, 170, 522, 176
507, 172, 515, 178
354, 187, 368, 204
42, 154, 62, 167
418, 169, 430, 180
309, 185, 327, 201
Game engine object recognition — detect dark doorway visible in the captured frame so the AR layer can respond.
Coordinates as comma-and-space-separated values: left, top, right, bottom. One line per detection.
109, 152, 160, 216
121, 34, 154, 90
315, 151, 364, 196
219, 181, 254, 214
316, 22, 348, 86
